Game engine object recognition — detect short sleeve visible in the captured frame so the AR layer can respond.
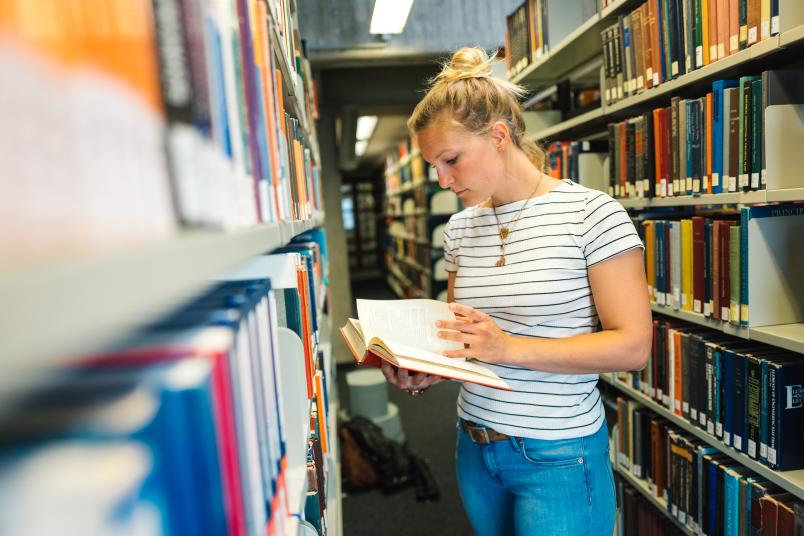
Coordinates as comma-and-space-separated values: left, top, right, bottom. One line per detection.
443, 217, 458, 272
581, 191, 644, 266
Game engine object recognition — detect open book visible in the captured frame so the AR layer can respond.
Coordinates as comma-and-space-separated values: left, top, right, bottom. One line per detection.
340, 299, 510, 391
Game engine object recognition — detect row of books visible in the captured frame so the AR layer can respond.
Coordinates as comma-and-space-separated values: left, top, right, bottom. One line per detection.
640, 202, 802, 326
504, 0, 598, 77
0, 232, 331, 536
615, 317, 804, 471
384, 137, 427, 193
151, 0, 322, 227
546, 140, 608, 181
601, 0, 782, 105
613, 400, 804, 535
606, 70, 804, 199
615, 476, 687, 535
0, 0, 322, 268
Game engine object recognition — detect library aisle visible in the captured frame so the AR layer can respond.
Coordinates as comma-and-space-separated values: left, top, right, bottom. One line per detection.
3, 0, 804, 535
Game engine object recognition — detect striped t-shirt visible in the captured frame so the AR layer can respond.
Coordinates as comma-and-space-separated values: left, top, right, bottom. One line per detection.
443, 179, 643, 440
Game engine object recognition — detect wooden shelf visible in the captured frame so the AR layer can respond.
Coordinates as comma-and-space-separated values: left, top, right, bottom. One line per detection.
612, 465, 695, 535
0, 214, 324, 403
651, 304, 804, 354
526, 24, 804, 141
600, 374, 804, 500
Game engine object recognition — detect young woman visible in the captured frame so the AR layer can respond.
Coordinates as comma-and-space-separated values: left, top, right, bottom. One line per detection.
380, 47, 652, 535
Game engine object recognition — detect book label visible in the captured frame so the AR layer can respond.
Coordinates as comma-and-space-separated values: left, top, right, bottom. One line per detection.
703, 175, 709, 191
672, 62, 679, 76
712, 172, 719, 187
679, 511, 686, 524
686, 56, 691, 72
675, 400, 681, 411
761, 169, 767, 186
716, 422, 723, 436
704, 302, 712, 316
686, 177, 693, 192
683, 402, 690, 413
741, 305, 748, 323
699, 414, 706, 426
739, 174, 749, 188
761, 21, 770, 39
647, 68, 653, 82
729, 176, 737, 192
768, 448, 776, 464
730, 304, 739, 322
637, 76, 644, 89
724, 431, 731, 446
751, 172, 759, 189
771, 17, 779, 35
657, 388, 663, 400
633, 464, 642, 478
708, 421, 714, 434
653, 73, 659, 86
672, 505, 679, 517
662, 394, 670, 407
650, 482, 658, 495
693, 179, 701, 193
696, 47, 703, 68
643, 179, 650, 193
722, 307, 730, 321
660, 179, 668, 197
691, 408, 698, 420
760, 443, 768, 457
694, 299, 702, 313
710, 45, 718, 61
748, 440, 757, 457
730, 35, 739, 52
605, 89, 611, 102
748, 27, 758, 44
734, 435, 742, 450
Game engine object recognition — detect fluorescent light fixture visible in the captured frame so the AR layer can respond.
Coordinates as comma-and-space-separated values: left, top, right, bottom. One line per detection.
369, 0, 414, 34
355, 140, 369, 156
356, 115, 378, 141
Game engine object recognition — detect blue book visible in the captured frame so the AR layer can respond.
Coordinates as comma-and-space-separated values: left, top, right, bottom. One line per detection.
722, 466, 752, 536
768, 358, 804, 470
722, 346, 736, 447
733, 349, 748, 453
711, 80, 739, 194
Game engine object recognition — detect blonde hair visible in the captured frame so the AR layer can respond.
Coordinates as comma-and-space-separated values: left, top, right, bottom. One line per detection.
408, 47, 546, 171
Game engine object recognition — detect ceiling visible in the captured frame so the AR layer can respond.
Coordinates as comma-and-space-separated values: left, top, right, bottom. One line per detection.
298, 0, 522, 176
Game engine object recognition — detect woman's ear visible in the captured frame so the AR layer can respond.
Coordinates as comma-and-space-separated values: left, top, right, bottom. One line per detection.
490, 121, 511, 151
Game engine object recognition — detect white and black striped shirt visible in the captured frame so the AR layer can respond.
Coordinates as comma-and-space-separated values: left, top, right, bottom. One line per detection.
444, 179, 643, 440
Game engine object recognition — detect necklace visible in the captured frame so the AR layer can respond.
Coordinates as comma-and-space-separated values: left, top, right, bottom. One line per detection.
491, 174, 544, 267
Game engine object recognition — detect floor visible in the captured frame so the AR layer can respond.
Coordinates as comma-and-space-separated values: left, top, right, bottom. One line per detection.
338, 276, 474, 535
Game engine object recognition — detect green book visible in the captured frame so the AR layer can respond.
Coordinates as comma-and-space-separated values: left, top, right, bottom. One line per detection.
694, 0, 703, 68
738, 76, 760, 192
729, 224, 741, 325
750, 79, 763, 190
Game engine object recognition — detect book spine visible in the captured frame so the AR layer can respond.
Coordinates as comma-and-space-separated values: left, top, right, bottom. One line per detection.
746, 355, 762, 459
750, 78, 762, 191
767, 362, 778, 469
740, 207, 750, 327
733, 351, 747, 452
729, 224, 741, 325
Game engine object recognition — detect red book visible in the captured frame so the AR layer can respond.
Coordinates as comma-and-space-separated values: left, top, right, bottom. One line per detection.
692, 216, 706, 313
717, 220, 735, 321
662, 107, 673, 197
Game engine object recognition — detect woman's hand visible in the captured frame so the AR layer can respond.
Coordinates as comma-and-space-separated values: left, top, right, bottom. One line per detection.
380, 362, 444, 392
435, 302, 517, 364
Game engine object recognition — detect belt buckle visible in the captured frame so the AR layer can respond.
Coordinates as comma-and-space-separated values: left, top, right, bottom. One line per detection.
467, 424, 490, 444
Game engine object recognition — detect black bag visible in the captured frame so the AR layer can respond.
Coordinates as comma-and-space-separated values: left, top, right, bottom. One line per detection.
339, 416, 440, 502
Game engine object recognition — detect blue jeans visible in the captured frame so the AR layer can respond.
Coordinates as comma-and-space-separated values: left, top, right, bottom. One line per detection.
455, 419, 616, 536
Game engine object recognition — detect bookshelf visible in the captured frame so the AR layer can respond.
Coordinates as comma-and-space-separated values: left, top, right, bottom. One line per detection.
0, 0, 340, 534
513, 0, 804, 526
524, 20, 804, 142
383, 143, 460, 301
600, 374, 804, 501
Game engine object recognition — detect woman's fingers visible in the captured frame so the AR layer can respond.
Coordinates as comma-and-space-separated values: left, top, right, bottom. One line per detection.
448, 302, 487, 322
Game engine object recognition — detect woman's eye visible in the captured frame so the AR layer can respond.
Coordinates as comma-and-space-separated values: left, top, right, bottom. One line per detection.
446, 156, 458, 165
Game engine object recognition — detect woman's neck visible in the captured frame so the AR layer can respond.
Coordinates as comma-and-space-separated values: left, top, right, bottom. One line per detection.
488, 149, 547, 207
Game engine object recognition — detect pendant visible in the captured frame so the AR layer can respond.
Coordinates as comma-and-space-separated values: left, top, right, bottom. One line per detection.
499, 227, 509, 240
496, 255, 506, 267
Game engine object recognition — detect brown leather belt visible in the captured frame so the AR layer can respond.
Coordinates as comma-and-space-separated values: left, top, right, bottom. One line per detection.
461, 419, 510, 444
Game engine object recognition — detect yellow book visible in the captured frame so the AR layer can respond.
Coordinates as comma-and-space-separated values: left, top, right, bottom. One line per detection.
681, 219, 693, 311
701, 0, 711, 66
643, 221, 656, 300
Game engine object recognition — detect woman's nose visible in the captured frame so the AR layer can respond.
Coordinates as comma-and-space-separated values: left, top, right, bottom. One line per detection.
436, 166, 453, 189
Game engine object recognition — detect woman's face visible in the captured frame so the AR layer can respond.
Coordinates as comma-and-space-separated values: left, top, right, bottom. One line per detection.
417, 117, 504, 207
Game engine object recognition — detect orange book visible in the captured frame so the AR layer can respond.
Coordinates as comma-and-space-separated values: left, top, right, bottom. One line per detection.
297, 265, 314, 399
729, 0, 740, 55
709, 0, 720, 62
274, 68, 287, 136
747, 0, 760, 45
706, 92, 713, 193
672, 329, 683, 416
314, 372, 328, 454
644, 221, 656, 298
652, 108, 664, 195
717, 0, 729, 59
527, 0, 537, 62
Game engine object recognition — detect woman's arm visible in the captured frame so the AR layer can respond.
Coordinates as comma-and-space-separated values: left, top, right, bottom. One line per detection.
437, 248, 652, 374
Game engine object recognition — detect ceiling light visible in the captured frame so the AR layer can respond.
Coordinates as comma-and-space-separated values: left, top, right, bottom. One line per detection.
356, 115, 378, 141
355, 140, 369, 156
369, 0, 414, 34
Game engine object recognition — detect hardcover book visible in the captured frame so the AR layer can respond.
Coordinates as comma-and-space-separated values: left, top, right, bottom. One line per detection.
341, 299, 511, 390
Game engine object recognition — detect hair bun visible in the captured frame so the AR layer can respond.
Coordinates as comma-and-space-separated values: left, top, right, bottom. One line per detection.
435, 47, 493, 84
